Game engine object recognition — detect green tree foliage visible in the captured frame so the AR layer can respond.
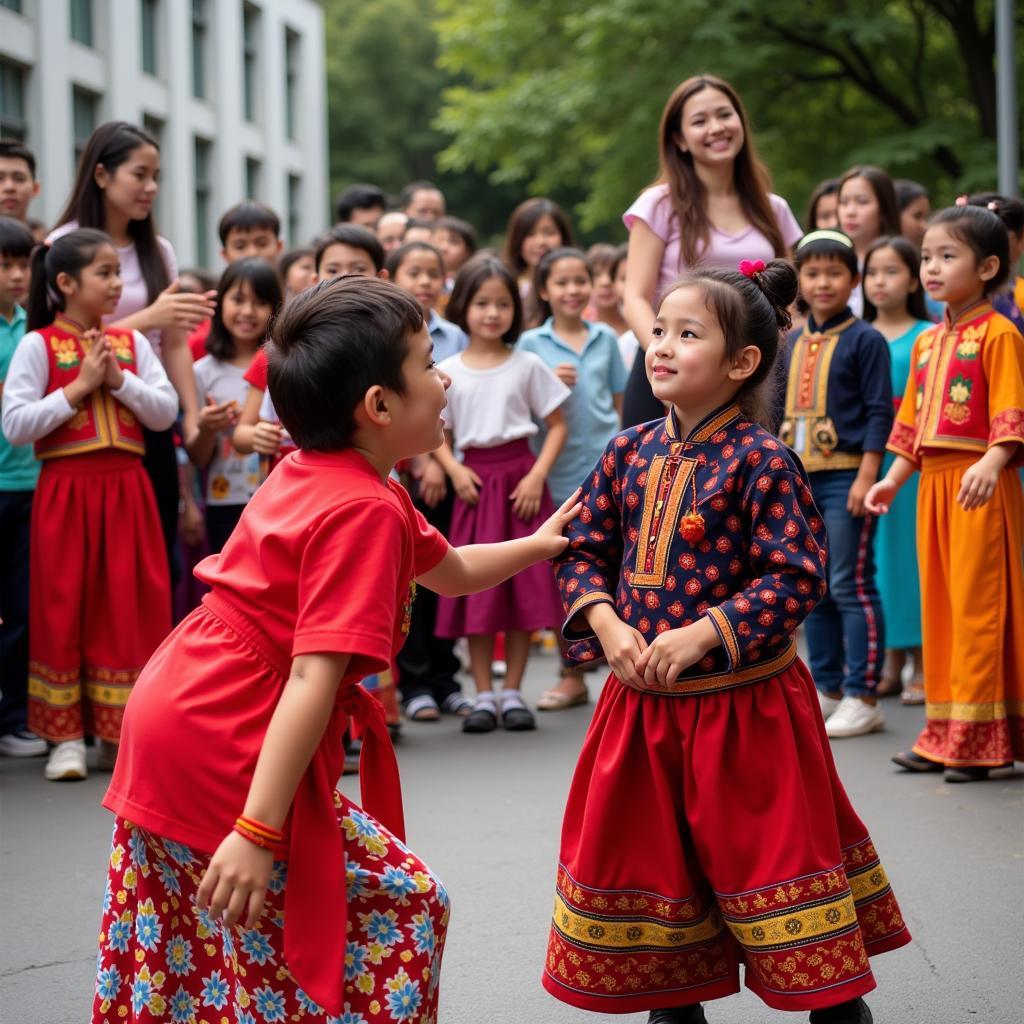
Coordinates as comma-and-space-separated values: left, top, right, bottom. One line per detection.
435, 0, 1022, 236
322, 0, 522, 238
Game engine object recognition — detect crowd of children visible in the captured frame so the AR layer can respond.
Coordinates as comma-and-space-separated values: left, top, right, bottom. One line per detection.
0, 74, 1019, 1022
0, 114, 1020, 783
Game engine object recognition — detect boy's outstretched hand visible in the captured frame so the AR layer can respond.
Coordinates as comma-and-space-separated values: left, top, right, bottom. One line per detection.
532, 488, 583, 559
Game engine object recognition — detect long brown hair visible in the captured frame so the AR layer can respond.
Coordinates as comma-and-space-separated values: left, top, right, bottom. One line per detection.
55, 121, 170, 305
654, 75, 785, 269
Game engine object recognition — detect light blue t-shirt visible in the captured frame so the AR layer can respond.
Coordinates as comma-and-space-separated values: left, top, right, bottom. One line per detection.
0, 306, 40, 492
428, 310, 468, 363
519, 317, 628, 504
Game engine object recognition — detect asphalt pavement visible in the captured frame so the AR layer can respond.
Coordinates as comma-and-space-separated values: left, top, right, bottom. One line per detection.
1, 649, 1021, 1024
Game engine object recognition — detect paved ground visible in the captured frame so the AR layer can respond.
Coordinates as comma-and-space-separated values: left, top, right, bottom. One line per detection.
2, 649, 1022, 1023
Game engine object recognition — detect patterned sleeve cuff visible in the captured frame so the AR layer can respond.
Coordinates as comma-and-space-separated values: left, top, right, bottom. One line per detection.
989, 408, 1024, 449
561, 591, 615, 641
705, 606, 740, 671
886, 420, 919, 464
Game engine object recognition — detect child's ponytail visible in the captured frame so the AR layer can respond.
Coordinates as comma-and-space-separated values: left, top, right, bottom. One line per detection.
26, 243, 55, 332
26, 228, 113, 331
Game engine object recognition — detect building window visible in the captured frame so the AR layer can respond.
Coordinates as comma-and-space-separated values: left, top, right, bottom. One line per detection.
141, 0, 159, 76
69, 0, 93, 46
245, 157, 261, 200
0, 1, 23, 14
72, 86, 99, 166
242, 3, 259, 122
0, 60, 27, 140
194, 137, 213, 267
191, 0, 207, 99
287, 174, 301, 245
284, 28, 299, 141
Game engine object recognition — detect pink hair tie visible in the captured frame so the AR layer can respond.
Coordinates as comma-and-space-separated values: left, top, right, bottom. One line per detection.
955, 194, 969, 207
738, 258, 766, 278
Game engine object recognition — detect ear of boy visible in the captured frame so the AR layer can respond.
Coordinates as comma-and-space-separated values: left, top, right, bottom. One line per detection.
361, 385, 391, 427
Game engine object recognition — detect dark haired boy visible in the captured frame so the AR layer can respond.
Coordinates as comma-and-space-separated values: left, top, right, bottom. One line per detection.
188, 202, 284, 359
0, 140, 40, 224
0, 216, 45, 757
334, 183, 386, 228
96, 274, 578, 1021
784, 229, 893, 739
315, 224, 385, 281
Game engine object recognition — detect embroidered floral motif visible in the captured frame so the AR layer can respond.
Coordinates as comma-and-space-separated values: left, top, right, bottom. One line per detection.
943, 374, 972, 424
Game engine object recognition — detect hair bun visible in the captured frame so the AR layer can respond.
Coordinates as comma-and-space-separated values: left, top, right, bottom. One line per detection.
747, 258, 797, 332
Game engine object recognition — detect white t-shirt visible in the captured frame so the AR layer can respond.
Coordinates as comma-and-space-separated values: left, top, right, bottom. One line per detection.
193, 355, 261, 506
439, 348, 570, 450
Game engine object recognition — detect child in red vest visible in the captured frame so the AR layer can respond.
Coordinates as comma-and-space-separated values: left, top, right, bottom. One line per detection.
0, 228, 177, 781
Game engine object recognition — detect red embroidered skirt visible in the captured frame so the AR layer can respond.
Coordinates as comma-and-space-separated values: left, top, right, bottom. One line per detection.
28, 452, 171, 742
543, 659, 910, 1014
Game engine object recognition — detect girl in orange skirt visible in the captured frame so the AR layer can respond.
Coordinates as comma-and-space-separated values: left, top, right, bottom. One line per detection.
0, 229, 177, 781
868, 203, 1024, 781
547, 260, 909, 1024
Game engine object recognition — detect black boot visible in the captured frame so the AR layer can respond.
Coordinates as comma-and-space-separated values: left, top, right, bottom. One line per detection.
648, 1006, 707, 1024
809, 996, 873, 1023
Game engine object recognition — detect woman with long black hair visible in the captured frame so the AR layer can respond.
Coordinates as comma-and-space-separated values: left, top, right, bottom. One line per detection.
49, 121, 216, 581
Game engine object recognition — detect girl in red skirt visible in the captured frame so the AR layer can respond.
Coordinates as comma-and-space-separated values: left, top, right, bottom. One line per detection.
433, 256, 570, 733
1, 228, 177, 781
544, 259, 909, 1024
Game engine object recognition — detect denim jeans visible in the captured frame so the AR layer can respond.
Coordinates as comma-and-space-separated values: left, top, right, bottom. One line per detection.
804, 470, 885, 698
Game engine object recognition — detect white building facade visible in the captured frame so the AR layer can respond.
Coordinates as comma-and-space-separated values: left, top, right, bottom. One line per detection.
0, 0, 328, 268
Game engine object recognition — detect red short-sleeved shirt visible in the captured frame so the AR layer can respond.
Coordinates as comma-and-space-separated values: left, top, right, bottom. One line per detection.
188, 319, 211, 361
104, 448, 449, 852
244, 346, 269, 389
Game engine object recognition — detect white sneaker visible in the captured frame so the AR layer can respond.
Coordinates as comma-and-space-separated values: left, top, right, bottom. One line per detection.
817, 691, 841, 719
0, 729, 48, 757
825, 696, 885, 738
44, 740, 87, 781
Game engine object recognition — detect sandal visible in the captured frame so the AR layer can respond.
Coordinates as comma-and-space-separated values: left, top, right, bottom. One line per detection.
405, 694, 441, 722
900, 681, 926, 706
536, 688, 589, 711
501, 704, 537, 732
462, 704, 498, 733
440, 693, 474, 717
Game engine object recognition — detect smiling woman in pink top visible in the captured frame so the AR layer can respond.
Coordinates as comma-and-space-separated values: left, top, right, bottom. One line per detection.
621, 75, 802, 426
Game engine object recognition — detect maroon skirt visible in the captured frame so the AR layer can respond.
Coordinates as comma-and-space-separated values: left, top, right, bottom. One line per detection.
436, 439, 564, 637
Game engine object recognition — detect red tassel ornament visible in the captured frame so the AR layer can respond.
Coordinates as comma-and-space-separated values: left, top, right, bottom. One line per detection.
678, 473, 705, 544
680, 512, 706, 543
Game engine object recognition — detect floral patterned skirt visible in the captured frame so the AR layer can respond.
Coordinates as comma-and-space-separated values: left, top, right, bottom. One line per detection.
93, 791, 449, 1024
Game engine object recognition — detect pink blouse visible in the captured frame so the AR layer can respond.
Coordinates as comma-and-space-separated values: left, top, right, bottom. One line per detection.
623, 184, 803, 304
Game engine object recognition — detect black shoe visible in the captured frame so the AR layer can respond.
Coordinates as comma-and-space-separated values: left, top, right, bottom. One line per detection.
462, 704, 498, 733
944, 765, 992, 783
648, 1006, 707, 1024
891, 750, 943, 772
809, 996, 873, 1023
501, 704, 537, 731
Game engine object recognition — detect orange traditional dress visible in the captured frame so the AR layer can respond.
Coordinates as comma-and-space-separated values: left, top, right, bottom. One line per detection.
887, 300, 1024, 767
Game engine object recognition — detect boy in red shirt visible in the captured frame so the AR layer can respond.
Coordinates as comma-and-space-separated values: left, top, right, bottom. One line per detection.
94, 277, 579, 1023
